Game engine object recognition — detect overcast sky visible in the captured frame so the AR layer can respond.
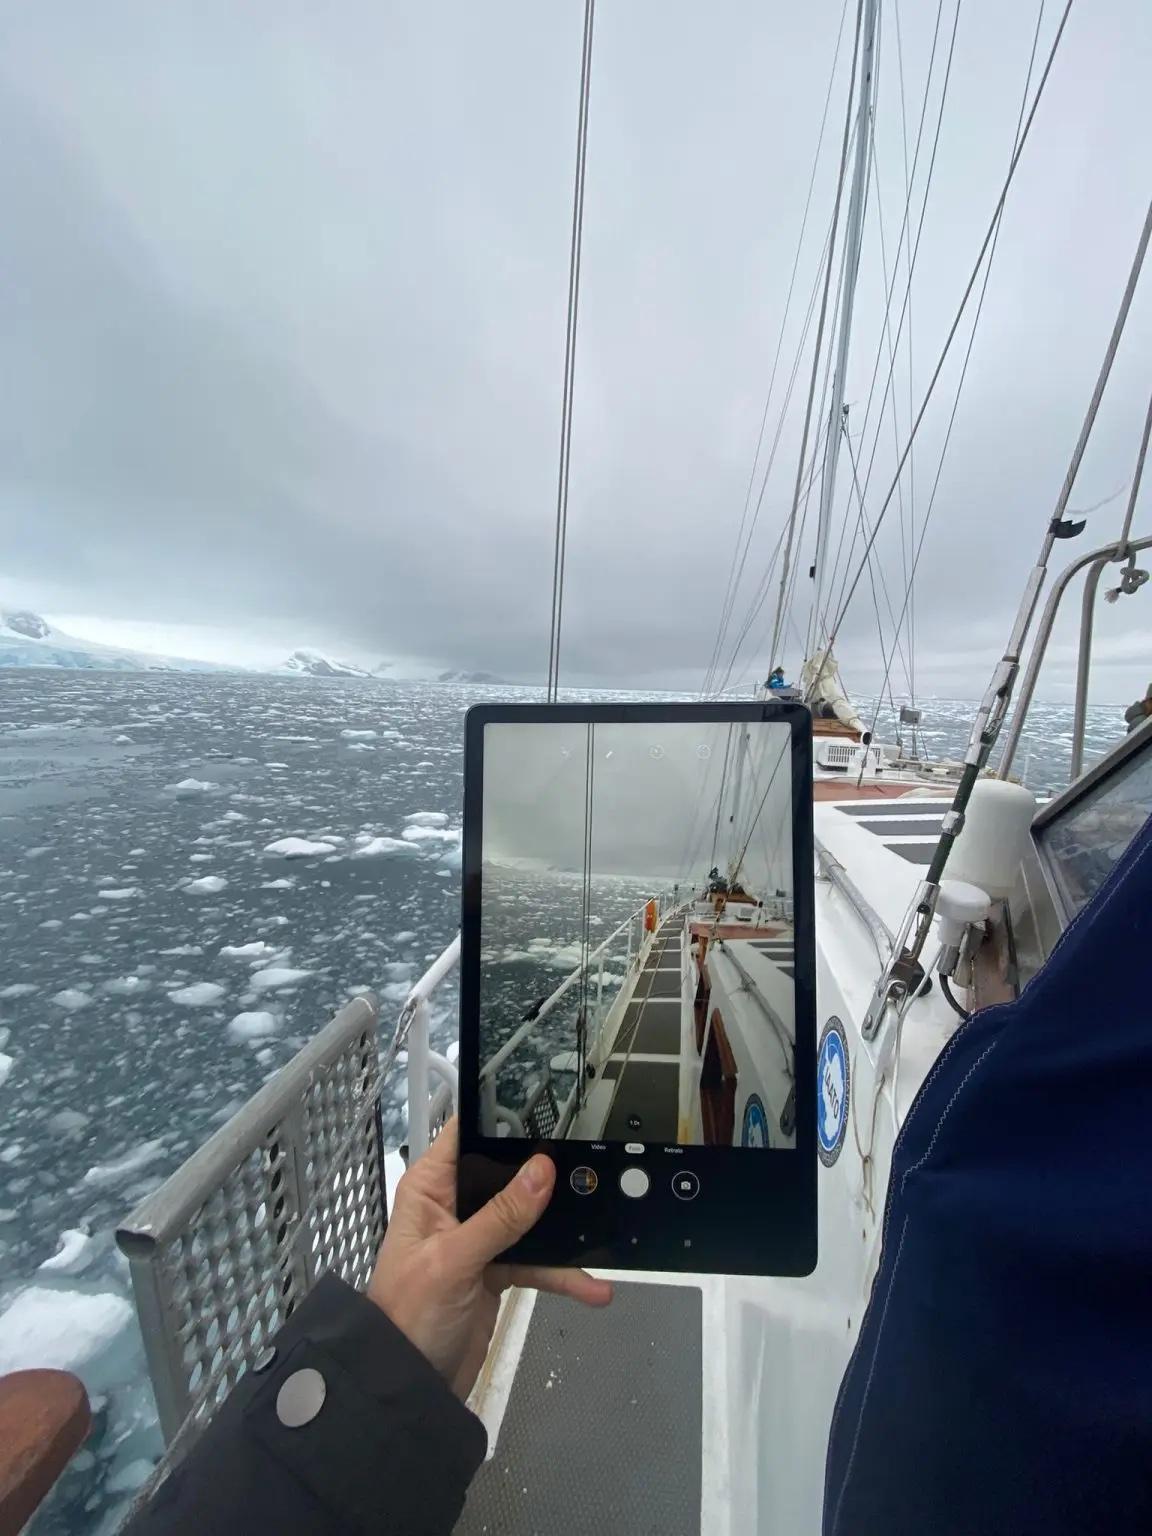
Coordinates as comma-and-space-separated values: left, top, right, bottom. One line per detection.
0, 1, 1149, 700
483, 720, 792, 885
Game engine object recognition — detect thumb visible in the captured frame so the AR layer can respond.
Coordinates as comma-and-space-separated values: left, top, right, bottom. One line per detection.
446, 1155, 556, 1273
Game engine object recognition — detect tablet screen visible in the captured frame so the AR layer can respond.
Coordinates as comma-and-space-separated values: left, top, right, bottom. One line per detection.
458, 702, 815, 1276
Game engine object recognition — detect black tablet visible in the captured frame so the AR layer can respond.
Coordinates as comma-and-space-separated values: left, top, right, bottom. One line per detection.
457, 701, 816, 1276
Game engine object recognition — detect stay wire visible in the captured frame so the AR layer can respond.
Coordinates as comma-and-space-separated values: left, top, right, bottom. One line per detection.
701, 0, 852, 696
823, 0, 1078, 663
766, 0, 868, 679
856, 0, 1047, 764
546, 0, 596, 702
816, 0, 949, 641
823, 0, 964, 645
576, 723, 596, 1106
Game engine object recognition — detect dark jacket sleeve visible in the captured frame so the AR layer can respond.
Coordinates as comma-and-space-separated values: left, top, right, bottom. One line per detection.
125, 1273, 488, 1536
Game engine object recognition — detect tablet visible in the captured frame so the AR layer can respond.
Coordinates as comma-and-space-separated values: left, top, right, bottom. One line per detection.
457, 701, 816, 1276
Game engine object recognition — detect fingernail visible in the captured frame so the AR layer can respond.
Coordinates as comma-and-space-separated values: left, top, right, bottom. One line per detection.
518, 1155, 550, 1195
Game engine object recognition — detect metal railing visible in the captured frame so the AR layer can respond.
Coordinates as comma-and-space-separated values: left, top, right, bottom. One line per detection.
117, 996, 388, 1446
999, 531, 1151, 782
116, 894, 680, 1453
476, 892, 680, 1139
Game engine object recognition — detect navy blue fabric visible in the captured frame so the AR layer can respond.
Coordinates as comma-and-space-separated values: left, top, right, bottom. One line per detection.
824, 811, 1152, 1536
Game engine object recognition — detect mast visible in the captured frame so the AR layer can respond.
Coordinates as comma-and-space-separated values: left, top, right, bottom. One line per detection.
807, 0, 880, 665
727, 726, 749, 881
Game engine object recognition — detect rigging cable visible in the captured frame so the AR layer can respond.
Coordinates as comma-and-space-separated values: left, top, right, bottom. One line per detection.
822, 0, 964, 648
709, 725, 735, 870
546, 0, 596, 702
855, 0, 1049, 770
701, 0, 853, 696
765, 0, 868, 678
575, 722, 596, 1110
703, 198, 844, 695
812, 0, 950, 654
820, 0, 1079, 666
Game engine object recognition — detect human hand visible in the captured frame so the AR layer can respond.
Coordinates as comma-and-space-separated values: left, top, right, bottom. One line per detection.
367, 1118, 613, 1399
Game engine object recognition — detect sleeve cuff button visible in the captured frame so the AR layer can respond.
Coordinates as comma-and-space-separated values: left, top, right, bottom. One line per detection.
276, 1367, 327, 1428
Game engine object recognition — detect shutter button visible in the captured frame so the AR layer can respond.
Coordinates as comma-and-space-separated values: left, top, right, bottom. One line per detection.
276, 1367, 327, 1428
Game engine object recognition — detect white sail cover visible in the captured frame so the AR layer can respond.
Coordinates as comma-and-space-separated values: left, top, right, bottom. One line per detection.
799, 648, 864, 733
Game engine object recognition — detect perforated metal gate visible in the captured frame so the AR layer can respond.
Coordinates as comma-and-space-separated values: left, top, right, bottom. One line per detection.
116, 995, 387, 1447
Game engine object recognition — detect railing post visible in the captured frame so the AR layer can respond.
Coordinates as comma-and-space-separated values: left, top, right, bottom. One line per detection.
596, 953, 604, 1034
407, 997, 430, 1160
626, 917, 633, 973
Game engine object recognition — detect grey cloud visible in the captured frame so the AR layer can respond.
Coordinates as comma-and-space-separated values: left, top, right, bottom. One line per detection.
0, 1, 1149, 696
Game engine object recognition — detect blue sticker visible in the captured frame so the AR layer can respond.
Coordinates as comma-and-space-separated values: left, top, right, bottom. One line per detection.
741, 1093, 770, 1148
817, 1018, 850, 1166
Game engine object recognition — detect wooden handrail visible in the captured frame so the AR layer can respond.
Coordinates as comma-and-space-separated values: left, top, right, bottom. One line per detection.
0, 1370, 90, 1536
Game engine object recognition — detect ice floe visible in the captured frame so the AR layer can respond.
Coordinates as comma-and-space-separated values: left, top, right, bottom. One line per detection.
227, 1010, 280, 1041
168, 982, 226, 1007
264, 837, 337, 858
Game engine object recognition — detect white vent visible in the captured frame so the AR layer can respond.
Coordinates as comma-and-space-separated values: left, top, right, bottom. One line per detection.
815, 741, 885, 772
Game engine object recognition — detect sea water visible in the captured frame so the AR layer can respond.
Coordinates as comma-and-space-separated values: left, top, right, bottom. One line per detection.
0, 671, 1130, 1532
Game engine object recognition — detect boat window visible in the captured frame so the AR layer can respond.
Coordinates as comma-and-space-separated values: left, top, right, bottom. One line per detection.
1035, 735, 1152, 915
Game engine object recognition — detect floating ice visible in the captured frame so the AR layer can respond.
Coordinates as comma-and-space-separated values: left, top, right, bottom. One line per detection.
404, 811, 449, 827
400, 824, 460, 845
249, 966, 312, 992
340, 729, 378, 740
82, 1139, 165, 1188
100, 888, 140, 900
0, 983, 36, 999
167, 778, 218, 797
0, 1054, 13, 1089
219, 941, 279, 959
168, 982, 226, 1007
0, 1286, 134, 1386
446, 1041, 460, 1065
104, 976, 150, 997
106, 1458, 154, 1495
264, 837, 337, 858
38, 1228, 95, 1275
346, 742, 375, 751
261, 877, 296, 890
185, 875, 228, 895
227, 1011, 280, 1041
392, 931, 417, 944
352, 836, 420, 859
52, 988, 93, 1012
47, 1109, 89, 1135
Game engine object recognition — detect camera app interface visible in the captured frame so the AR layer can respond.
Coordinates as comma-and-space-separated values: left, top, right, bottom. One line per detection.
476, 720, 796, 1150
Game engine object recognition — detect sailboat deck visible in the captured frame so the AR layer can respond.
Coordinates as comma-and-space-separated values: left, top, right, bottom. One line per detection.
455, 1281, 703, 1535
599, 927, 683, 1142
580, 921, 681, 1142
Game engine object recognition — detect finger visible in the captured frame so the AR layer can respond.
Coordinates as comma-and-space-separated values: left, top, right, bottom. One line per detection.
492, 1264, 613, 1308
398, 1117, 458, 1193
423, 1115, 459, 1163
392, 1118, 459, 1225
444, 1154, 555, 1273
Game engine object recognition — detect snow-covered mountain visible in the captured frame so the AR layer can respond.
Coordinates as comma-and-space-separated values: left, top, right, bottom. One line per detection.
0, 611, 230, 673
436, 669, 512, 685
282, 649, 373, 679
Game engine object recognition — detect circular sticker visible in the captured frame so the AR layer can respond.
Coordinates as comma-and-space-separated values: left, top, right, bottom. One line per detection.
741, 1093, 771, 1148
817, 1017, 850, 1166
